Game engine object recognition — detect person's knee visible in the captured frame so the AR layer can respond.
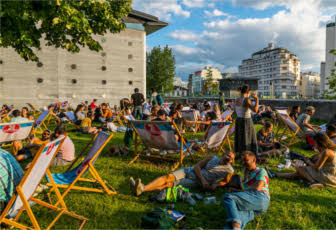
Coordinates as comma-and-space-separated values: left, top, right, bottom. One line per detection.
222, 193, 235, 204
166, 174, 176, 183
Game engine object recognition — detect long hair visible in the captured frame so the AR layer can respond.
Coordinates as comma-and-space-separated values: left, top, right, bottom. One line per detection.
313, 133, 336, 151
75, 104, 84, 114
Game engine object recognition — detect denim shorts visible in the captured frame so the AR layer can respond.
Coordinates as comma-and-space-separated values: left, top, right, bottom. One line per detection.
171, 167, 201, 188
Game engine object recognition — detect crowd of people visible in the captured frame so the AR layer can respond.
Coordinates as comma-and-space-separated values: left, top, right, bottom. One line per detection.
0, 84, 336, 229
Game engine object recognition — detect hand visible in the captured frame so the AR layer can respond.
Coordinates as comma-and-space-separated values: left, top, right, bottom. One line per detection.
251, 94, 258, 100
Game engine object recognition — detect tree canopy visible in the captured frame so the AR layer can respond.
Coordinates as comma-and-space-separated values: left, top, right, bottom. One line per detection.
324, 49, 336, 99
0, 0, 132, 62
203, 68, 219, 95
146, 45, 175, 94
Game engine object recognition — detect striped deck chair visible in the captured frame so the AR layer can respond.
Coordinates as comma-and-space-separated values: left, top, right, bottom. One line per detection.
64, 111, 76, 123
275, 109, 305, 146
182, 109, 199, 134
220, 109, 233, 121
32, 110, 50, 135
27, 103, 42, 116
46, 131, 116, 202
128, 120, 193, 170
0, 121, 34, 144
0, 135, 87, 230
199, 121, 234, 153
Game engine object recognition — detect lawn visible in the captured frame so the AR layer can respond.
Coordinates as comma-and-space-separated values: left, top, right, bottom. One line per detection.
13, 121, 336, 229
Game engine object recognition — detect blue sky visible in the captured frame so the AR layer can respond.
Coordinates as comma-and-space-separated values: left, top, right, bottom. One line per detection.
133, 0, 336, 81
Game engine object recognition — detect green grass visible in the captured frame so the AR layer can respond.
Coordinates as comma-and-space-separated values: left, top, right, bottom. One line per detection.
14, 120, 336, 229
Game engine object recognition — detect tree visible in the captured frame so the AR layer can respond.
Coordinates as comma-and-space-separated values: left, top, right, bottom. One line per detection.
146, 45, 175, 94
324, 49, 336, 99
203, 68, 219, 95
0, 0, 132, 62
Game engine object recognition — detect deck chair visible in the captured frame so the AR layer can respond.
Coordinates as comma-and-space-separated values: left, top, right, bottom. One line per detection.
128, 120, 193, 170
275, 109, 305, 146
32, 110, 50, 135
27, 103, 42, 116
221, 109, 233, 121
0, 120, 35, 144
199, 121, 234, 153
0, 135, 87, 230
182, 109, 200, 134
64, 111, 76, 123
46, 131, 116, 203
1, 108, 15, 123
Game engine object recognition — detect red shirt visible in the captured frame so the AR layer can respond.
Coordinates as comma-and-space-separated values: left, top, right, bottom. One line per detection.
90, 102, 97, 109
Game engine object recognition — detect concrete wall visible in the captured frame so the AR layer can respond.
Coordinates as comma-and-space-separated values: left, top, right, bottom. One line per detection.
164, 96, 336, 121
0, 28, 146, 108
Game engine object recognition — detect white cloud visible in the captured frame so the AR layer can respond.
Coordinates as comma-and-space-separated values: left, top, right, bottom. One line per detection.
204, 9, 231, 17
132, 0, 190, 21
168, 30, 199, 42
170, 0, 335, 78
182, 0, 206, 8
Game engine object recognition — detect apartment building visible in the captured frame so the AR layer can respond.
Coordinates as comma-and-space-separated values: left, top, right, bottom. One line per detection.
239, 43, 300, 98
299, 72, 320, 98
188, 66, 222, 95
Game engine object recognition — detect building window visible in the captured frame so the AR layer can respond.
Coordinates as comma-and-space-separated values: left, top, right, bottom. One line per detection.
0, 77, 3, 81
128, 80, 133, 85
102, 80, 107, 85
282, 85, 286, 89
71, 64, 77, 69
282, 67, 287, 70
0, 60, 3, 64
37, 62, 43, 67
128, 67, 133, 72
128, 41, 133, 46
72, 79, 77, 84
128, 54, 133, 59
101, 52, 106, 57
37, 78, 43, 83
102, 66, 107, 71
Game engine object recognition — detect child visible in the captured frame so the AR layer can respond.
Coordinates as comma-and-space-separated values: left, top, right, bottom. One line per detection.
80, 112, 98, 134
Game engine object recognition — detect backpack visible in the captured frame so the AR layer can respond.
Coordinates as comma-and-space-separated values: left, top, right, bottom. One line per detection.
141, 208, 176, 229
156, 94, 164, 105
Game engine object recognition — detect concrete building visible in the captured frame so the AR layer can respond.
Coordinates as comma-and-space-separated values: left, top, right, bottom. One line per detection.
0, 10, 167, 108
299, 72, 320, 98
321, 17, 336, 94
165, 77, 188, 97
188, 66, 222, 95
219, 76, 258, 98
239, 43, 300, 98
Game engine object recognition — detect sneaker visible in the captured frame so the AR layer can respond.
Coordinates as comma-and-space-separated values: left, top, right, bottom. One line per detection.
130, 177, 136, 195
308, 182, 324, 189
265, 166, 276, 179
135, 178, 145, 196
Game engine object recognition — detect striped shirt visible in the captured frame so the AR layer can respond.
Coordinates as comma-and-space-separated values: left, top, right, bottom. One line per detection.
0, 149, 24, 202
201, 156, 234, 184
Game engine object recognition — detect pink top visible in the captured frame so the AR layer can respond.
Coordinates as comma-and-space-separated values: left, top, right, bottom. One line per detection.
57, 136, 75, 161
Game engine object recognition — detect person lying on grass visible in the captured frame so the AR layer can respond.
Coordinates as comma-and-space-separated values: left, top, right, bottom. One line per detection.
257, 121, 288, 158
222, 151, 270, 230
130, 151, 235, 196
267, 133, 336, 189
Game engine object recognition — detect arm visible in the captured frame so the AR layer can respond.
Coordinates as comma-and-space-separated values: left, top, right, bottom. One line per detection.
209, 173, 233, 191
305, 150, 331, 170
244, 97, 259, 113
302, 118, 318, 132
193, 156, 214, 189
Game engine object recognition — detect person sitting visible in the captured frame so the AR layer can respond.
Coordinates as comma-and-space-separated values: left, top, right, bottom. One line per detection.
213, 105, 221, 120
192, 104, 201, 120
326, 124, 336, 144
80, 112, 98, 134
47, 105, 60, 124
0, 149, 24, 212
261, 106, 275, 120
257, 122, 286, 158
90, 99, 98, 110
21, 107, 29, 119
252, 106, 265, 125
9, 109, 29, 123
12, 129, 51, 161
74, 104, 86, 125
152, 109, 167, 121
130, 151, 235, 196
51, 126, 75, 167
200, 105, 211, 121
289, 105, 301, 121
0, 105, 10, 119
269, 133, 336, 189
149, 105, 159, 120
222, 151, 270, 230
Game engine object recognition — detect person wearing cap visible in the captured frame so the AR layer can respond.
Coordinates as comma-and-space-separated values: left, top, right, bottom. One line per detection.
296, 106, 320, 135
12, 129, 51, 161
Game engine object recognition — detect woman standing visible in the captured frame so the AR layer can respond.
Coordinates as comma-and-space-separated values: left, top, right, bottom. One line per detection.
234, 85, 259, 155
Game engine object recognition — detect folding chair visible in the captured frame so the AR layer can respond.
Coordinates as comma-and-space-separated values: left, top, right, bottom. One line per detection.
46, 131, 116, 203
0, 135, 87, 230
128, 120, 193, 170
220, 109, 233, 121
0, 120, 35, 145
32, 110, 50, 135
64, 111, 76, 123
182, 109, 200, 134
199, 121, 234, 153
27, 103, 42, 116
275, 109, 305, 146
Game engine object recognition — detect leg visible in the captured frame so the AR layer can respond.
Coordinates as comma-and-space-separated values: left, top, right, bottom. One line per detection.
276, 166, 314, 182
12, 141, 23, 156
143, 174, 176, 192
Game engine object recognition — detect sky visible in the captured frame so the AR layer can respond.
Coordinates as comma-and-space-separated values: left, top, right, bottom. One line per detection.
132, 0, 336, 81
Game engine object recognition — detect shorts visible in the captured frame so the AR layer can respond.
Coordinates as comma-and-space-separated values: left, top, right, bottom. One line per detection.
51, 157, 72, 167
17, 148, 33, 160
80, 127, 90, 134
171, 167, 201, 188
